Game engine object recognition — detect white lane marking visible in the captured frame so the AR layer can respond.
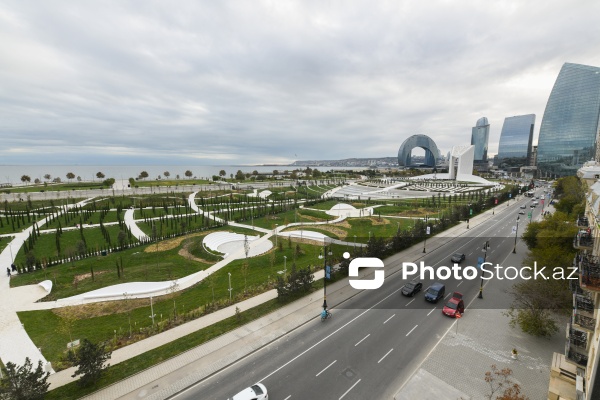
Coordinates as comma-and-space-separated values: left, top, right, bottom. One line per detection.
260, 288, 401, 382
355, 334, 370, 347
339, 379, 362, 400
378, 348, 394, 364
427, 307, 436, 316
457, 281, 463, 287
284, 396, 291, 400
468, 252, 473, 256
405, 298, 415, 307
444, 293, 452, 299
316, 360, 337, 377
383, 314, 396, 324
406, 325, 418, 336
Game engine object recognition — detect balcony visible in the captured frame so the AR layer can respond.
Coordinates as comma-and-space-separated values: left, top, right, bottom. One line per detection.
565, 325, 589, 367
573, 311, 596, 331
576, 217, 589, 229
575, 294, 595, 313
574, 232, 594, 250
579, 254, 600, 292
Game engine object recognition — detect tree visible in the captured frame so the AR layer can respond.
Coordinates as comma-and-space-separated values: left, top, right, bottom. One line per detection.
76, 176, 82, 182
163, 171, 170, 178
103, 178, 115, 187
34, 178, 40, 184
20, 175, 31, 185
138, 171, 149, 180
185, 170, 193, 179
66, 172, 75, 182
117, 230, 127, 248
235, 170, 245, 180
96, 172, 105, 179
70, 338, 112, 387
273, 170, 279, 176
219, 169, 226, 177
43, 174, 51, 181
484, 364, 529, 400
0, 357, 50, 400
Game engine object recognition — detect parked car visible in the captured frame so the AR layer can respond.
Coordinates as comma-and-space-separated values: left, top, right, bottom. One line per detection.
424, 282, 446, 303
401, 281, 423, 297
451, 253, 466, 263
232, 383, 268, 400
442, 292, 464, 317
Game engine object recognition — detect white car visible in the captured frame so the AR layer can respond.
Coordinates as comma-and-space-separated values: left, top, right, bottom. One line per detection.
231, 383, 268, 400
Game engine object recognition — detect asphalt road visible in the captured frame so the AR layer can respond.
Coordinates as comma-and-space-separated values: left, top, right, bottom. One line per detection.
170, 191, 547, 400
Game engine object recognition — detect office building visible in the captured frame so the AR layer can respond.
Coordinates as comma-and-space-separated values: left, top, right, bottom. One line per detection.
471, 117, 490, 164
497, 114, 536, 169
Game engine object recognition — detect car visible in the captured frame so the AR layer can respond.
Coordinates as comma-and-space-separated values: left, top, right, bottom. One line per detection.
424, 282, 446, 303
520, 205, 526, 209
442, 292, 465, 317
451, 253, 466, 263
518, 210, 525, 215
530, 204, 537, 208
401, 281, 423, 296
231, 383, 268, 400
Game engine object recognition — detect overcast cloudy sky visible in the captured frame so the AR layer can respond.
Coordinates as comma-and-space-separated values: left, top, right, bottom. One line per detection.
2, 0, 600, 166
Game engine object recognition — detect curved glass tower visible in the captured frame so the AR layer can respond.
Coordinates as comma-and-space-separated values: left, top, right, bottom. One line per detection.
397, 134, 440, 167
497, 114, 535, 168
537, 63, 600, 176
471, 117, 489, 162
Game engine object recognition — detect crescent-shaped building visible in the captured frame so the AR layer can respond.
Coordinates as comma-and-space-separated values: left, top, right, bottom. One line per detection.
397, 134, 440, 167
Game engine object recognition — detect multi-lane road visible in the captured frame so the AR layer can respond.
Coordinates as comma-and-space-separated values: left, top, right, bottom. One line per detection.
172, 190, 547, 400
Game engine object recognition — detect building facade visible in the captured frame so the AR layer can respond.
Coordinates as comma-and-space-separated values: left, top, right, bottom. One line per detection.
471, 117, 490, 163
537, 63, 600, 177
497, 114, 536, 169
397, 134, 440, 167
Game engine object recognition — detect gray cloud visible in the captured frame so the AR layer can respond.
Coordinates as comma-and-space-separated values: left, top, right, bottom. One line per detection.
1, 0, 600, 165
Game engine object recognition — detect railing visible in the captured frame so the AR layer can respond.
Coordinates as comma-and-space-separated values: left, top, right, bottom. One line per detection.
575, 294, 595, 313
579, 254, 600, 291
573, 233, 594, 250
574, 312, 596, 331
565, 327, 589, 367
576, 217, 589, 228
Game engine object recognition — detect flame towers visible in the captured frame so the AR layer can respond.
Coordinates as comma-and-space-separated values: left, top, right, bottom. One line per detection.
537, 63, 600, 177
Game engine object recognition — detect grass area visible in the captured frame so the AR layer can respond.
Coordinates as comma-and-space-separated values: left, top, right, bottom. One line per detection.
133, 178, 212, 187
43, 210, 123, 229
247, 208, 333, 230
2, 182, 109, 194
43, 290, 322, 400
334, 217, 415, 243
18, 239, 324, 366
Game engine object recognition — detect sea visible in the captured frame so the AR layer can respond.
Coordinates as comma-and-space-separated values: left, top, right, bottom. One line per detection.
0, 165, 364, 184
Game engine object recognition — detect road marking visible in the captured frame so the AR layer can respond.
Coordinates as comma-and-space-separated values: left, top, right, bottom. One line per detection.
405, 298, 415, 307
355, 334, 370, 347
444, 293, 452, 299
427, 307, 436, 316
378, 348, 394, 363
406, 325, 418, 336
383, 314, 396, 324
339, 379, 361, 400
468, 252, 473, 256
284, 396, 291, 400
260, 288, 401, 382
457, 281, 463, 287
316, 360, 337, 377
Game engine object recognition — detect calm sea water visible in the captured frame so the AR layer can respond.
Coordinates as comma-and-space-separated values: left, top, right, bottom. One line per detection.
0, 165, 363, 184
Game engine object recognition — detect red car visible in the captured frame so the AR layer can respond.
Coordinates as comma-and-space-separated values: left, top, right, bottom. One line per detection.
442, 292, 464, 317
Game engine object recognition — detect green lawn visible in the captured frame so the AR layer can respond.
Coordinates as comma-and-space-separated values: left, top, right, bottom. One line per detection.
2, 182, 109, 194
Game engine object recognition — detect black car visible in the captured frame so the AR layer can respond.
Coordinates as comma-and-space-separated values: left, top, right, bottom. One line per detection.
451, 253, 466, 263
401, 281, 423, 297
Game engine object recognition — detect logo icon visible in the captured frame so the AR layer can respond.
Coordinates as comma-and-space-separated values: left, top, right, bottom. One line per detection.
348, 255, 385, 290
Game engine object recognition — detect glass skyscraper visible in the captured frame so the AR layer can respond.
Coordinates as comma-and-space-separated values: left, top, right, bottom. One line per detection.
537, 62, 600, 176
497, 114, 535, 168
471, 117, 490, 162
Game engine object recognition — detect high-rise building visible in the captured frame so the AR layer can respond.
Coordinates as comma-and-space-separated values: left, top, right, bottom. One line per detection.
471, 117, 490, 163
497, 114, 536, 169
537, 62, 600, 177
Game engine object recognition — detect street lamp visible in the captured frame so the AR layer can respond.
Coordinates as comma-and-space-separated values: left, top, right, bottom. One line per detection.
228, 272, 232, 300
318, 240, 333, 310
283, 255, 287, 276
275, 224, 279, 247
423, 215, 428, 253
513, 216, 520, 253
149, 296, 156, 326
478, 240, 490, 299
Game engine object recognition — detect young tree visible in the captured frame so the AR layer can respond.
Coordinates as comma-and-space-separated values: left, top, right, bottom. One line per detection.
34, 178, 41, 184
76, 176, 82, 182
43, 174, 51, 181
139, 171, 149, 180
0, 357, 50, 400
185, 170, 193, 179
235, 170, 245, 180
96, 172, 105, 179
484, 364, 529, 400
70, 338, 112, 387
219, 169, 226, 178
163, 171, 170, 178
20, 175, 31, 185
66, 172, 75, 182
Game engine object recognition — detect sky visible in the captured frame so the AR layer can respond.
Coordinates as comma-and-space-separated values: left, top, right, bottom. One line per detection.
2, 0, 600, 166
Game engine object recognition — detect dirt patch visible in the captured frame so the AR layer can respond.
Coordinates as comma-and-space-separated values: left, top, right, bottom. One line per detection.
331, 220, 352, 229
144, 232, 207, 253
73, 270, 109, 284
369, 217, 390, 226
53, 297, 153, 319
300, 214, 327, 222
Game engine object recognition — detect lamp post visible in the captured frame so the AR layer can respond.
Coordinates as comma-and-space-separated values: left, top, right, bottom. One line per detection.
478, 240, 489, 299
423, 215, 428, 253
283, 255, 287, 276
275, 224, 279, 247
228, 272, 232, 300
513, 216, 520, 253
318, 240, 333, 310
150, 296, 156, 326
